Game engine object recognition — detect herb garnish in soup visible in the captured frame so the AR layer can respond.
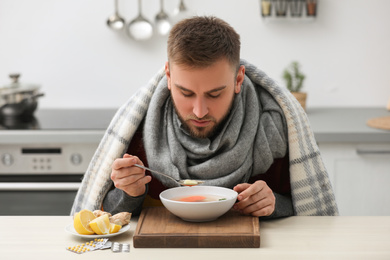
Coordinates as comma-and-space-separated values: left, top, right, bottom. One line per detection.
172, 195, 227, 202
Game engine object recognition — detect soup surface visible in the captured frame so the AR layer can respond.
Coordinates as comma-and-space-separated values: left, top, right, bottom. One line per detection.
172, 195, 227, 202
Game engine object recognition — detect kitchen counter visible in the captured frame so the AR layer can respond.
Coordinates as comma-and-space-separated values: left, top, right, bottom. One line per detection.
1, 215, 389, 259
307, 107, 390, 143
0, 109, 117, 143
1, 107, 388, 143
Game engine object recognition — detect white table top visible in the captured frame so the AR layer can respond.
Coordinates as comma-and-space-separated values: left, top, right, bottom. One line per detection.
2, 215, 390, 260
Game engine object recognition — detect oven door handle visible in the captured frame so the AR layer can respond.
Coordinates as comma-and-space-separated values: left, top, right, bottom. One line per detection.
0, 182, 80, 191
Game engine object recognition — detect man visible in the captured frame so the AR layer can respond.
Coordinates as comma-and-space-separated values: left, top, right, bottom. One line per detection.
71, 16, 338, 218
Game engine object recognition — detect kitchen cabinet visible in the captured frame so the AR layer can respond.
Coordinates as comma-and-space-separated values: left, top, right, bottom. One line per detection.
307, 108, 390, 216
318, 143, 390, 216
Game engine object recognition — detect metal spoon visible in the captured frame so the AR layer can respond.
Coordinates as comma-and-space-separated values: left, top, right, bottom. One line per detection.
154, 0, 171, 36
106, 0, 125, 30
134, 164, 204, 186
127, 0, 153, 40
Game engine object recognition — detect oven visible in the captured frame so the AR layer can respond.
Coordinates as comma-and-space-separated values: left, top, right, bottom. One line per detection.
0, 109, 115, 215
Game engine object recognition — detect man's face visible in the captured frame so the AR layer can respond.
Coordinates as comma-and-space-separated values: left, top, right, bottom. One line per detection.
165, 59, 245, 139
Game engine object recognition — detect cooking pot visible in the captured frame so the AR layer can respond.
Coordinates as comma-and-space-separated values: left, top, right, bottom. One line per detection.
0, 74, 44, 118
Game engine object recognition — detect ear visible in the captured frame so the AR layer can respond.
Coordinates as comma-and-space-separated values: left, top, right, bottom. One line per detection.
165, 61, 171, 90
234, 65, 245, 94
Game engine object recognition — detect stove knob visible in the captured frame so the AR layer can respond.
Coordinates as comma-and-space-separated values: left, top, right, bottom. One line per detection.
70, 153, 82, 165
1, 153, 14, 166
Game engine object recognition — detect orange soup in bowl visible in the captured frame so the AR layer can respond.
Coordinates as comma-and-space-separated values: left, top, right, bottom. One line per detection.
172, 195, 227, 202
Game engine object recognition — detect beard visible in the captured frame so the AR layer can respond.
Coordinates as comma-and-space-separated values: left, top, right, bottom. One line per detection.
171, 95, 235, 139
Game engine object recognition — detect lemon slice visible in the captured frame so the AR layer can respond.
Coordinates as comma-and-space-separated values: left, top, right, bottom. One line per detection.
89, 214, 110, 235
73, 209, 96, 235
109, 223, 122, 234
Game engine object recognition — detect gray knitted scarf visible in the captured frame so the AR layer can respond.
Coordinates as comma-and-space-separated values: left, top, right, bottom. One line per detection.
71, 59, 339, 216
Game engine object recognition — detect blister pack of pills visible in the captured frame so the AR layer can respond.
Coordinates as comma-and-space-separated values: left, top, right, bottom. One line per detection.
66, 238, 111, 254
111, 242, 130, 253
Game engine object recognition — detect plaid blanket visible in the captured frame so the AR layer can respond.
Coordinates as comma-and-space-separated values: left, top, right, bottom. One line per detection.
71, 59, 339, 216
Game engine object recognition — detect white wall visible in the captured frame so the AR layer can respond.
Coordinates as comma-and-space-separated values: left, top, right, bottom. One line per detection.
1, 0, 389, 109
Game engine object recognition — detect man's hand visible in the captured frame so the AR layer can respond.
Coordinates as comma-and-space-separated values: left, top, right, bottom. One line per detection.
111, 154, 152, 197
233, 180, 275, 217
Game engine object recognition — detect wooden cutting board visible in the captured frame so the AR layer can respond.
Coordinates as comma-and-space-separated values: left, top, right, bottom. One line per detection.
133, 207, 260, 248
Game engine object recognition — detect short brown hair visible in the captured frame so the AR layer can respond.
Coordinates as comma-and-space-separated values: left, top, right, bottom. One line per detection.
167, 16, 241, 70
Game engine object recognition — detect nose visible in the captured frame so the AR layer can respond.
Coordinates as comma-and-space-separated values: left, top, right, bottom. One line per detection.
192, 97, 208, 119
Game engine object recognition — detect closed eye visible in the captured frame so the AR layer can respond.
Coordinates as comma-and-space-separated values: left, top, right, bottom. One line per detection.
206, 87, 225, 98
181, 90, 194, 97
208, 93, 221, 98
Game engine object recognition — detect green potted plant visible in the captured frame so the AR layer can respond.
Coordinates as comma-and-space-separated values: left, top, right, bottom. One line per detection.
283, 61, 307, 110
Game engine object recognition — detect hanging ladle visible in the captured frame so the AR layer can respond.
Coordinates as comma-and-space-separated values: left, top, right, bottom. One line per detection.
127, 0, 153, 40
155, 0, 171, 36
172, 0, 192, 24
106, 0, 125, 30
174, 0, 187, 16
134, 164, 205, 187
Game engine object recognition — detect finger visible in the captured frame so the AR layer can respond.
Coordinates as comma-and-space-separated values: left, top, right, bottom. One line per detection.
233, 183, 250, 194
121, 175, 152, 197
239, 196, 275, 216
115, 173, 151, 189
112, 155, 142, 170
124, 175, 152, 191
112, 157, 135, 170
114, 171, 145, 187
138, 175, 152, 186
236, 181, 265, 201
247, 204, 275, 217
236, 190, 264, 208
123, 154, 144, 165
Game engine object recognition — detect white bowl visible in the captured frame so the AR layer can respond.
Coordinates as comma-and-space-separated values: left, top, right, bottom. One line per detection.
159, 186, 238, 222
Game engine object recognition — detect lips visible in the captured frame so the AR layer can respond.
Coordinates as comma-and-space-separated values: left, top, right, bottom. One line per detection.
190, 119, 211, 127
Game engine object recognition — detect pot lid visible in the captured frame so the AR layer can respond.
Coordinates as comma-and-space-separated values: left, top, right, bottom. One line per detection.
0, 74, 40, 96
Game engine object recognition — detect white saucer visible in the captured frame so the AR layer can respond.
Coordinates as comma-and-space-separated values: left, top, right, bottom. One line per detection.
64, 223, 130, 238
